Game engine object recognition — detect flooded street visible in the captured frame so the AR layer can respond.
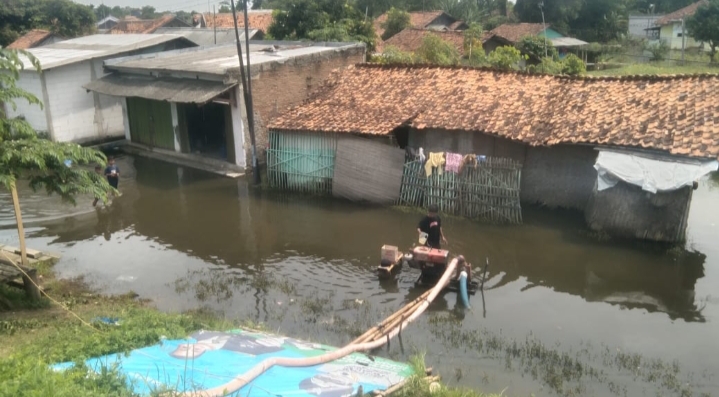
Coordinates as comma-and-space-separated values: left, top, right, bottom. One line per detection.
1, 154, 717, 396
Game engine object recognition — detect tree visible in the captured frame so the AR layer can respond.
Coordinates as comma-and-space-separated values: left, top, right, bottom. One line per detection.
516, 35, 558, 60
370, 45, 417, 64
645, 40, 670, 61
219, 1, 232, 13
94, 4, 112, 20
140, 5, 156, 19
0, 49, 110, 280
463, 23, 487, 64
686, 0, 719, 63
0, 0, 96, 47
487, 45, 526, 70
415, 33, 461, 65
380, 7, 411, 40
513, 0, 583, 32
268, 0, 376, 50
561, 53, 586, 75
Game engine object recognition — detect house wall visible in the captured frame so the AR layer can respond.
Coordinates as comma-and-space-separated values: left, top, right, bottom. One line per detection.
246, 45, 365, 168
660, 23, 709, 50
44, 62, 96, 142
585, 181, 693, 242
7, 70, 48, 133
628, 15, 662, 38
521, 145, 598, 211
408, 129, 526, 162
408, 130, 597, 211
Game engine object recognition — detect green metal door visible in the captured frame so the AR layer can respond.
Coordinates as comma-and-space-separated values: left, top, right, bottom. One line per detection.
127, 97, 174, 150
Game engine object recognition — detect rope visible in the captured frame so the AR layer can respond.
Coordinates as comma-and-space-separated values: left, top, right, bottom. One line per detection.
0, 250, 100, 332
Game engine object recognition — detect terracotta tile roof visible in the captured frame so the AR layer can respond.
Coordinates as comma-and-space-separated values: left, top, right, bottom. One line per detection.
374, 10, 446, 39
655, 0, 707, 26
382, 28, 492, 56
202, 11, 274, 33
490, 23, 547, 43
270, 64, 719, 159
109, 15, 179, 34
7, 29, 56, 49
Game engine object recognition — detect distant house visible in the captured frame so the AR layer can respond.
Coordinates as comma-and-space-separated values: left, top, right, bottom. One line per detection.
97, 15, 120, 31
628, 14, 663, 39
193, 10, 274, 36
7, 34, 195, 144
488, 23, 587, 58
153, 27, 261, 46
382, 28, 493, 56
647, 1, 709, 50
374, 10, 468, 50
109, 15, 191, 34
6, 30, 64, 49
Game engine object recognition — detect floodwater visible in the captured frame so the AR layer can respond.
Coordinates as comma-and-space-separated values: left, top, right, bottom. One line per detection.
1, 154, 717, 396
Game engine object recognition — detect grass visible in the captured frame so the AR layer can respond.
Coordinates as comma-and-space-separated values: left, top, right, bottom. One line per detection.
394, 355, 504, 397
0, 266, 499, 397
588, 62, 719, 76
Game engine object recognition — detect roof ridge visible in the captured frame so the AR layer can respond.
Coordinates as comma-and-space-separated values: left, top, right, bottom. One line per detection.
355, 62, 719, 81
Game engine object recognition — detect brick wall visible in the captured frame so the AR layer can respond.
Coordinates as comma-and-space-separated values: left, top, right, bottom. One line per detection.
244, 46, 366, 166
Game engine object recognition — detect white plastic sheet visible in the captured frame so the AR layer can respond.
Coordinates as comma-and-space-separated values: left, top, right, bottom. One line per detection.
594, 150, 719, 193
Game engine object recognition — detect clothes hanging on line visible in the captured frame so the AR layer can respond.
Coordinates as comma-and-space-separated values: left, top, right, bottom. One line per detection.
445, 152, 463, 173
425, 152, 445, 177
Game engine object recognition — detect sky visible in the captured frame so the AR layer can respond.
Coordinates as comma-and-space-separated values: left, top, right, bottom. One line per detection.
74, 0, 229, 13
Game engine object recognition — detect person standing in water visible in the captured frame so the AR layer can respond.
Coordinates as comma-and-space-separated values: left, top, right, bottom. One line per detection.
417, 204, 447, 249
104, 157, 120, 193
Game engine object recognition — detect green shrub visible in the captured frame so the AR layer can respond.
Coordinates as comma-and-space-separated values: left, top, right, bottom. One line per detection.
561, 53, 587, 75
487, 46, 527, 70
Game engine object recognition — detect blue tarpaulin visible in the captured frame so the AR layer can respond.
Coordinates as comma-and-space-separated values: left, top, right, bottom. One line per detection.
53, 329, 413, 396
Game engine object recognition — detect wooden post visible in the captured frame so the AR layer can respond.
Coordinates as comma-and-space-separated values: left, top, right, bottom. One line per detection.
10, 183, 28, 268
10, 182, 40, 300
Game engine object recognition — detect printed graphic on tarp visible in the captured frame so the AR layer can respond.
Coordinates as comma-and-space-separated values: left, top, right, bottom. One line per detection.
53, 329, 413, 397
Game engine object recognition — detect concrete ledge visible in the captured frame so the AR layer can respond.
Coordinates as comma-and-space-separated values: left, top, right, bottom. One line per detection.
121, 142, 246, 178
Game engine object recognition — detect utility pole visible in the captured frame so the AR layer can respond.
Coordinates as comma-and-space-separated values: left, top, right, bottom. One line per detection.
230, 0, 259, 184
539, 2, 548, 58
213, 5, 217, 45
242, 0, 259, 184
681, 18, 686, 65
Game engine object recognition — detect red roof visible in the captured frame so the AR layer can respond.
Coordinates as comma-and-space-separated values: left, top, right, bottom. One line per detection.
490, 23, 547, 43
382, 28, 492, 55
270, 64, 719, 159
109, 15, 182, 34
655, 1, 708, 26
201, 11, 274, 33
374, 10, 447, 39
7, 29, 57, 49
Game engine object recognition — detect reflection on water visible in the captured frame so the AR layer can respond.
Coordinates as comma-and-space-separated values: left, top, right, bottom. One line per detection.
1, 155, 717, 396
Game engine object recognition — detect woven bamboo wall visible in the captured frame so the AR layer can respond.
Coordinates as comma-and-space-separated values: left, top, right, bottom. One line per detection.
399, 157, 523, 224
332, 137, 405, 203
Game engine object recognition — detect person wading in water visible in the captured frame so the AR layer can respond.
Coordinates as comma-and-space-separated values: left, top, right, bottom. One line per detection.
417, 204, 447, 249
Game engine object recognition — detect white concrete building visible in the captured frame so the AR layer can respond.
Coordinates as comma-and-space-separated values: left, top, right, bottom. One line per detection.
83, 41, 365, 173
9, 34, 194, 144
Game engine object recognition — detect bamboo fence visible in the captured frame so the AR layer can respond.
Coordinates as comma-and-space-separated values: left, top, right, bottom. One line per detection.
398, 157, 523, 224
266, 130, 337, 195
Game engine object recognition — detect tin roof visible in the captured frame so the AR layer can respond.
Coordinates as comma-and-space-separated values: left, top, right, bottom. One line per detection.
152, 27, 259, 46
104, 41, 365, 80
270, 64, 719, 159
21, 34, 192, 70
83, 74, 235, 104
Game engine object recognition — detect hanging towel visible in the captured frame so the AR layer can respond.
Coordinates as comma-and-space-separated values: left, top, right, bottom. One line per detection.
425, 152, 446, 177
445, 153, 463, 173
418, 147, 426, 163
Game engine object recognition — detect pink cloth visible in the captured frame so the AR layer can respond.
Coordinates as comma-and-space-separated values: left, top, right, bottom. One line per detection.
445, 152, 463, 173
